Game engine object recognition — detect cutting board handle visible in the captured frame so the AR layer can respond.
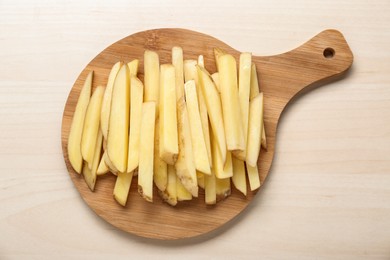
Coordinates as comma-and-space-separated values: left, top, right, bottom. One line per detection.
255, 29, 354, 116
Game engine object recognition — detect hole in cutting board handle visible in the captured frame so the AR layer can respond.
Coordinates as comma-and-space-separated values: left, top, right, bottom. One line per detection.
323, 47, 335, 58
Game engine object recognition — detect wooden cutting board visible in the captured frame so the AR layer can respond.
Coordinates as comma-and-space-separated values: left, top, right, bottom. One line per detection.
61, 28, 353, 240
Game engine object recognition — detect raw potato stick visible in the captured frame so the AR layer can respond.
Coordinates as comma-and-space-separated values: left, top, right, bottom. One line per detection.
159, 165, 177, 206
184, 80, 211, 174
246, 163, 260, 191
213, 48, 226, 71
196, 171, 205, 189
249, 62, 267, 149
216, 177, 231, 202
154, 119, 167, 191
262, 123, 267, 150
103, 150, 117, 174
223, 151, 234, 178
159, 64, 179, 165
205, 168, 216, 205
101, 62, 122, 141
183, 60, 197, 83
144, 50, 160, 115
248, 62, 267, 149
211, 129, 233, 179
175, 97, 198, 197
68, 71, 93, 174
81, 86, 105, 168
96, 156, 109, 176
82, 165, 94, 191
197, 55, 204, 68
184, 60, 212, 164
211, 72, 220, 93
234, 52, 252, 160
107, 64, 130, 173
250, 63, 260, 100
232, 156, 247, 195
113, 171, 134, 206
83, 129, 103, 191
127, 59, 139, 77
218, 54, 245, 151
176, 175, 192, 201
127, 76, 144, 173
138, 102, 156, 202
197, 66, 227, 163
172, 47, 184, 101
246, 93, 263, 167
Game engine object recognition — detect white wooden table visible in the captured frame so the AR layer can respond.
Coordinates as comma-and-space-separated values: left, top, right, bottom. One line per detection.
1, 0, 389, 259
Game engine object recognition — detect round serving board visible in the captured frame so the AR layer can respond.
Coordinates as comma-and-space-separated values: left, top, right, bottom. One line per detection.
61, 28, 353, 240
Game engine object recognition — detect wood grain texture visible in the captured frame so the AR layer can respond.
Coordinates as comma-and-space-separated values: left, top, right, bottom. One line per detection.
61, 28, 353, 239
2, 0, 390, 258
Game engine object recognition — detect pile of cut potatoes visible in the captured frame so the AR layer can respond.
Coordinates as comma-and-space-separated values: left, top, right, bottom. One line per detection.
67, 47, 266, 206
